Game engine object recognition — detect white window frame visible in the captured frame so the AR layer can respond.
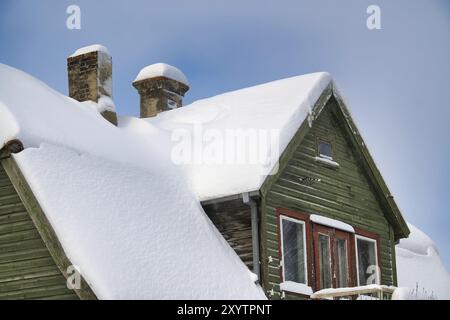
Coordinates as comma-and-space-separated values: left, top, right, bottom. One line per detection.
279, 215, 308, 286
318, 140, 333, 160
355, 234, 380, 286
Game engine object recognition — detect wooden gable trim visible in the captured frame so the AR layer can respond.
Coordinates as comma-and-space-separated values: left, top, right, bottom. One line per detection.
260, 82, 409, 241
0, 146, 97, 300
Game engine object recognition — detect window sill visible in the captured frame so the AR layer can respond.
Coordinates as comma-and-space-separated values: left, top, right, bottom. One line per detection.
314, 156, 340, 169
310, 214, 355, 233
280, 281, 313, 297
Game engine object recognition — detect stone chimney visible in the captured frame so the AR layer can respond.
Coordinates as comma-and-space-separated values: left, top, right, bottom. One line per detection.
67, 44, 118, 125
132, 63, 189, 118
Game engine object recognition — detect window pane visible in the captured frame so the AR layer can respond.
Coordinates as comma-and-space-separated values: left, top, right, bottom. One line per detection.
336, 238, 348, 288
357, 238, 377, 285
282, 219, 306, 284
318, 141, 333, 159
319, 234, 332, 289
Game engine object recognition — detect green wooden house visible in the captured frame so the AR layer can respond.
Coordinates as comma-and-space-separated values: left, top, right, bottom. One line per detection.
0, 45, 409, 299
201, 83, 410, 299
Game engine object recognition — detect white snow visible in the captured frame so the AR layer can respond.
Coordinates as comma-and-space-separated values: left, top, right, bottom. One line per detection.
70, 44, 111, 57
279, 281, 313, 296
144, 72, 332, 201
311, 284, 394, 299
81, 95, 116, 113
310, 214, 355, 233
395, 223, 450, 299
2, 62, 449, 300
0, 63, 264, 300
97, 95, 116, 113
134, 63, 189, 85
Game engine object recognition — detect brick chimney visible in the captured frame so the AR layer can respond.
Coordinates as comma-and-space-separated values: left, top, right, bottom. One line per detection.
132, 63, 189, 118
67, 45, 118, 125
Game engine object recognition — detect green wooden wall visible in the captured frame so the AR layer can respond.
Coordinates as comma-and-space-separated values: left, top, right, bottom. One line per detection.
0, 162, 78, 300
203, 199, 254, 271
261, 98, 396, 299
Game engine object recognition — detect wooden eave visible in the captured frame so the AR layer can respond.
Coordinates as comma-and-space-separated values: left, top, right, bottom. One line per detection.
0, 140, 97, 300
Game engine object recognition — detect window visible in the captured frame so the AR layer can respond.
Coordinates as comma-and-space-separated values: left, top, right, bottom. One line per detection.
280, 216, 307, 284
313, 224, 352, 290
318, 234, 332, 289
336, 238, 349, 288
355, 235, 379, 286
318, 140, 333, 160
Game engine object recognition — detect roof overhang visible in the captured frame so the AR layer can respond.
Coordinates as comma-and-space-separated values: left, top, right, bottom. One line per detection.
258, 82, 410, 241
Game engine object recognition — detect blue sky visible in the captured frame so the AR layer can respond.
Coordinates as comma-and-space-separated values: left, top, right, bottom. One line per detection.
1, 0, 449, 270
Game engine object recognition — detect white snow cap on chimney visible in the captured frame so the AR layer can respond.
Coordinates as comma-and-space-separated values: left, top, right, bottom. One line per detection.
70, 44, 111, 58
134, 63, 189, 86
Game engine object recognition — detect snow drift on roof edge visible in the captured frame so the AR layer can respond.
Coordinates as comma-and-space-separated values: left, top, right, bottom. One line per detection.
134, 63, 189, 85
396, 223, 450, 299
13, 144, 265, 299
0, 63, 264, 299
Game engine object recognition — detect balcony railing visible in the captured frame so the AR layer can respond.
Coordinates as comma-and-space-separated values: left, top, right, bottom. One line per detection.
310, 284, 396, 300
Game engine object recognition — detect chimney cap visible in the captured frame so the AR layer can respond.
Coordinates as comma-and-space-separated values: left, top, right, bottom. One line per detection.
69, 44, 111, 58
134, 63, 189, 86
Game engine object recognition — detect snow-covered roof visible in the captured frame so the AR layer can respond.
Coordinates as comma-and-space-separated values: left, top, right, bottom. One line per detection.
69, 44, 111, 57
142, 72, 331, 201
0, 63, 264, 299
396, 223, 450, 299
134, 63, 189, 85
1, 63, 448, 299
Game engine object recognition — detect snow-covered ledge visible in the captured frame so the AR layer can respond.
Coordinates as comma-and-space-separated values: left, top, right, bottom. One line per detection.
280, 281, 313, 296
314, 156, 339, 168
310, 214, 355, 233
310, 284, 396, 300
69, 44, 111, 58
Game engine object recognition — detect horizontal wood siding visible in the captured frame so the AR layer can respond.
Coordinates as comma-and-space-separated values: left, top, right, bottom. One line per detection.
0, 163, 78, 300
203, 199, 254, 271
263, 99, 395, 298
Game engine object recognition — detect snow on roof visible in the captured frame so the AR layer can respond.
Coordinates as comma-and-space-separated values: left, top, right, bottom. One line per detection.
3, 62, 448, 300
141, 72, 331, 200
396, 223, 450, 299
69, 44, 111, 57
134, 63, 189, 85
0, 63, 264, 299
